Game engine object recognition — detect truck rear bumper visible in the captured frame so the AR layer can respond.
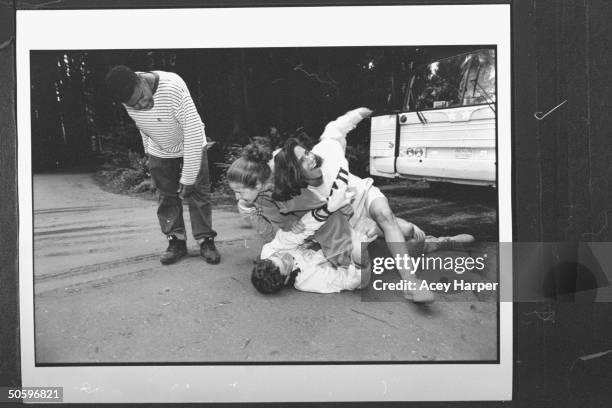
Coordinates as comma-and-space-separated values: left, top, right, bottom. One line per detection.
395, 158, 496, 186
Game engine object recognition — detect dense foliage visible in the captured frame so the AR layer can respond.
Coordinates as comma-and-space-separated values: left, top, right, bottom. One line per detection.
30, 46, 478, 191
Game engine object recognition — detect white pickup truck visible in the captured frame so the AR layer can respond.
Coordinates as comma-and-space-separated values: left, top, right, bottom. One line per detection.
370, 49, 497, 187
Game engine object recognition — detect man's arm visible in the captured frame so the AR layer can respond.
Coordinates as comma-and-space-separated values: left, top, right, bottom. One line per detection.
139, 130, 149, 155
173, 77, 206, 186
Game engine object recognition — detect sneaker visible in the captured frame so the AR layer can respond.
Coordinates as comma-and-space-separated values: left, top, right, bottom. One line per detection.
404, 283, 435, 304
200, 237, 221, 264
160, 236, 187, 265
436, 234, 475, 251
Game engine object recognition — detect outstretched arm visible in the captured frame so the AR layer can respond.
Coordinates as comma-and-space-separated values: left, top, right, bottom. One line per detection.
312, 107, 373, 194
319, 107, 373, 151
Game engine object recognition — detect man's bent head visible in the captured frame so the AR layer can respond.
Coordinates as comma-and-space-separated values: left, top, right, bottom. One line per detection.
105, 65, 154, 110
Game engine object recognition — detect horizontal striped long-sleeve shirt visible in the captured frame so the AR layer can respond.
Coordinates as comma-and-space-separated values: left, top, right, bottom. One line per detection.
124, 71, 207, 185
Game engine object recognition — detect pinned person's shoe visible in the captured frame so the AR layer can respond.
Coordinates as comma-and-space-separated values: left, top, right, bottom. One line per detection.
160, 236, 187, 265
200, 237, 221, 264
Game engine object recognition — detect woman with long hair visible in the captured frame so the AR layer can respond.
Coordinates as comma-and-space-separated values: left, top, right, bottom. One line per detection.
272, 107, 474, 303
226, 141, 354, 267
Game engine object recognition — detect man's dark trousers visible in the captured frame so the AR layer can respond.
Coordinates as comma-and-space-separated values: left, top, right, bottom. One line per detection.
148, 148, 217, 241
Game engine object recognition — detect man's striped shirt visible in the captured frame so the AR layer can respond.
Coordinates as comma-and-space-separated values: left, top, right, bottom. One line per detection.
124, 71, 207, 185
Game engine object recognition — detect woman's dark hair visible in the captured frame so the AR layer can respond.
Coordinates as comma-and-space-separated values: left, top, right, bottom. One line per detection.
227, 141, 272, 189
272, 138, 308, 202
105, 65, 139, 102
294, 128, 314, 151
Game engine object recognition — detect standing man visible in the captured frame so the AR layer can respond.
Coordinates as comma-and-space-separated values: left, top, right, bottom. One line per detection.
105, 65, 220, 265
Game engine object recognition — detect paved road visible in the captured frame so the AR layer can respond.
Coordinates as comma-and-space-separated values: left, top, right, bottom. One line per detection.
34, 173, 498, 364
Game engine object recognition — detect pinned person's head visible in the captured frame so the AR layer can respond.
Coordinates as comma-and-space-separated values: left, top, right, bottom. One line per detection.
272, 138, 324, 202
251, 252, 295, 294
227, 141, 273, 204
105, 65, 154, 110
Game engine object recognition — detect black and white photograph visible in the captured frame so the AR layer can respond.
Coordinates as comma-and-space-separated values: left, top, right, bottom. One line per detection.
14, 4, 512, 403
32, 45, 499, 364
6, 0, 612, 406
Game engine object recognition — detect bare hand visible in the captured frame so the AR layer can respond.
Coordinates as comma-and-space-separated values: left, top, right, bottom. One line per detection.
365, 223, 378, 242
178, 183, 195, 200
403, 222, 415, 239
354, 218, 378, 244
412, 225, 426, 243
238, 198, 254, 208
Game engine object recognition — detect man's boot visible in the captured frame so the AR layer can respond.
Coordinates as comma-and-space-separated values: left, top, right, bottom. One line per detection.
200, 237, 221, 264
160, 236, 188, 265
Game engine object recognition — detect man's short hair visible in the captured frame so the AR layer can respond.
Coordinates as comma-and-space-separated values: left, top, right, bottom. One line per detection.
251, 259, 285, 294
105, 65, 139, 102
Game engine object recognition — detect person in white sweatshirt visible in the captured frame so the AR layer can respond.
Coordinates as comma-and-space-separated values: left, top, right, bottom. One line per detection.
272, 107, 473, 302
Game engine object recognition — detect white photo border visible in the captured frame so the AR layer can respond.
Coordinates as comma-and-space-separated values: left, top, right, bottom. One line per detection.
17, 5, 512, 403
